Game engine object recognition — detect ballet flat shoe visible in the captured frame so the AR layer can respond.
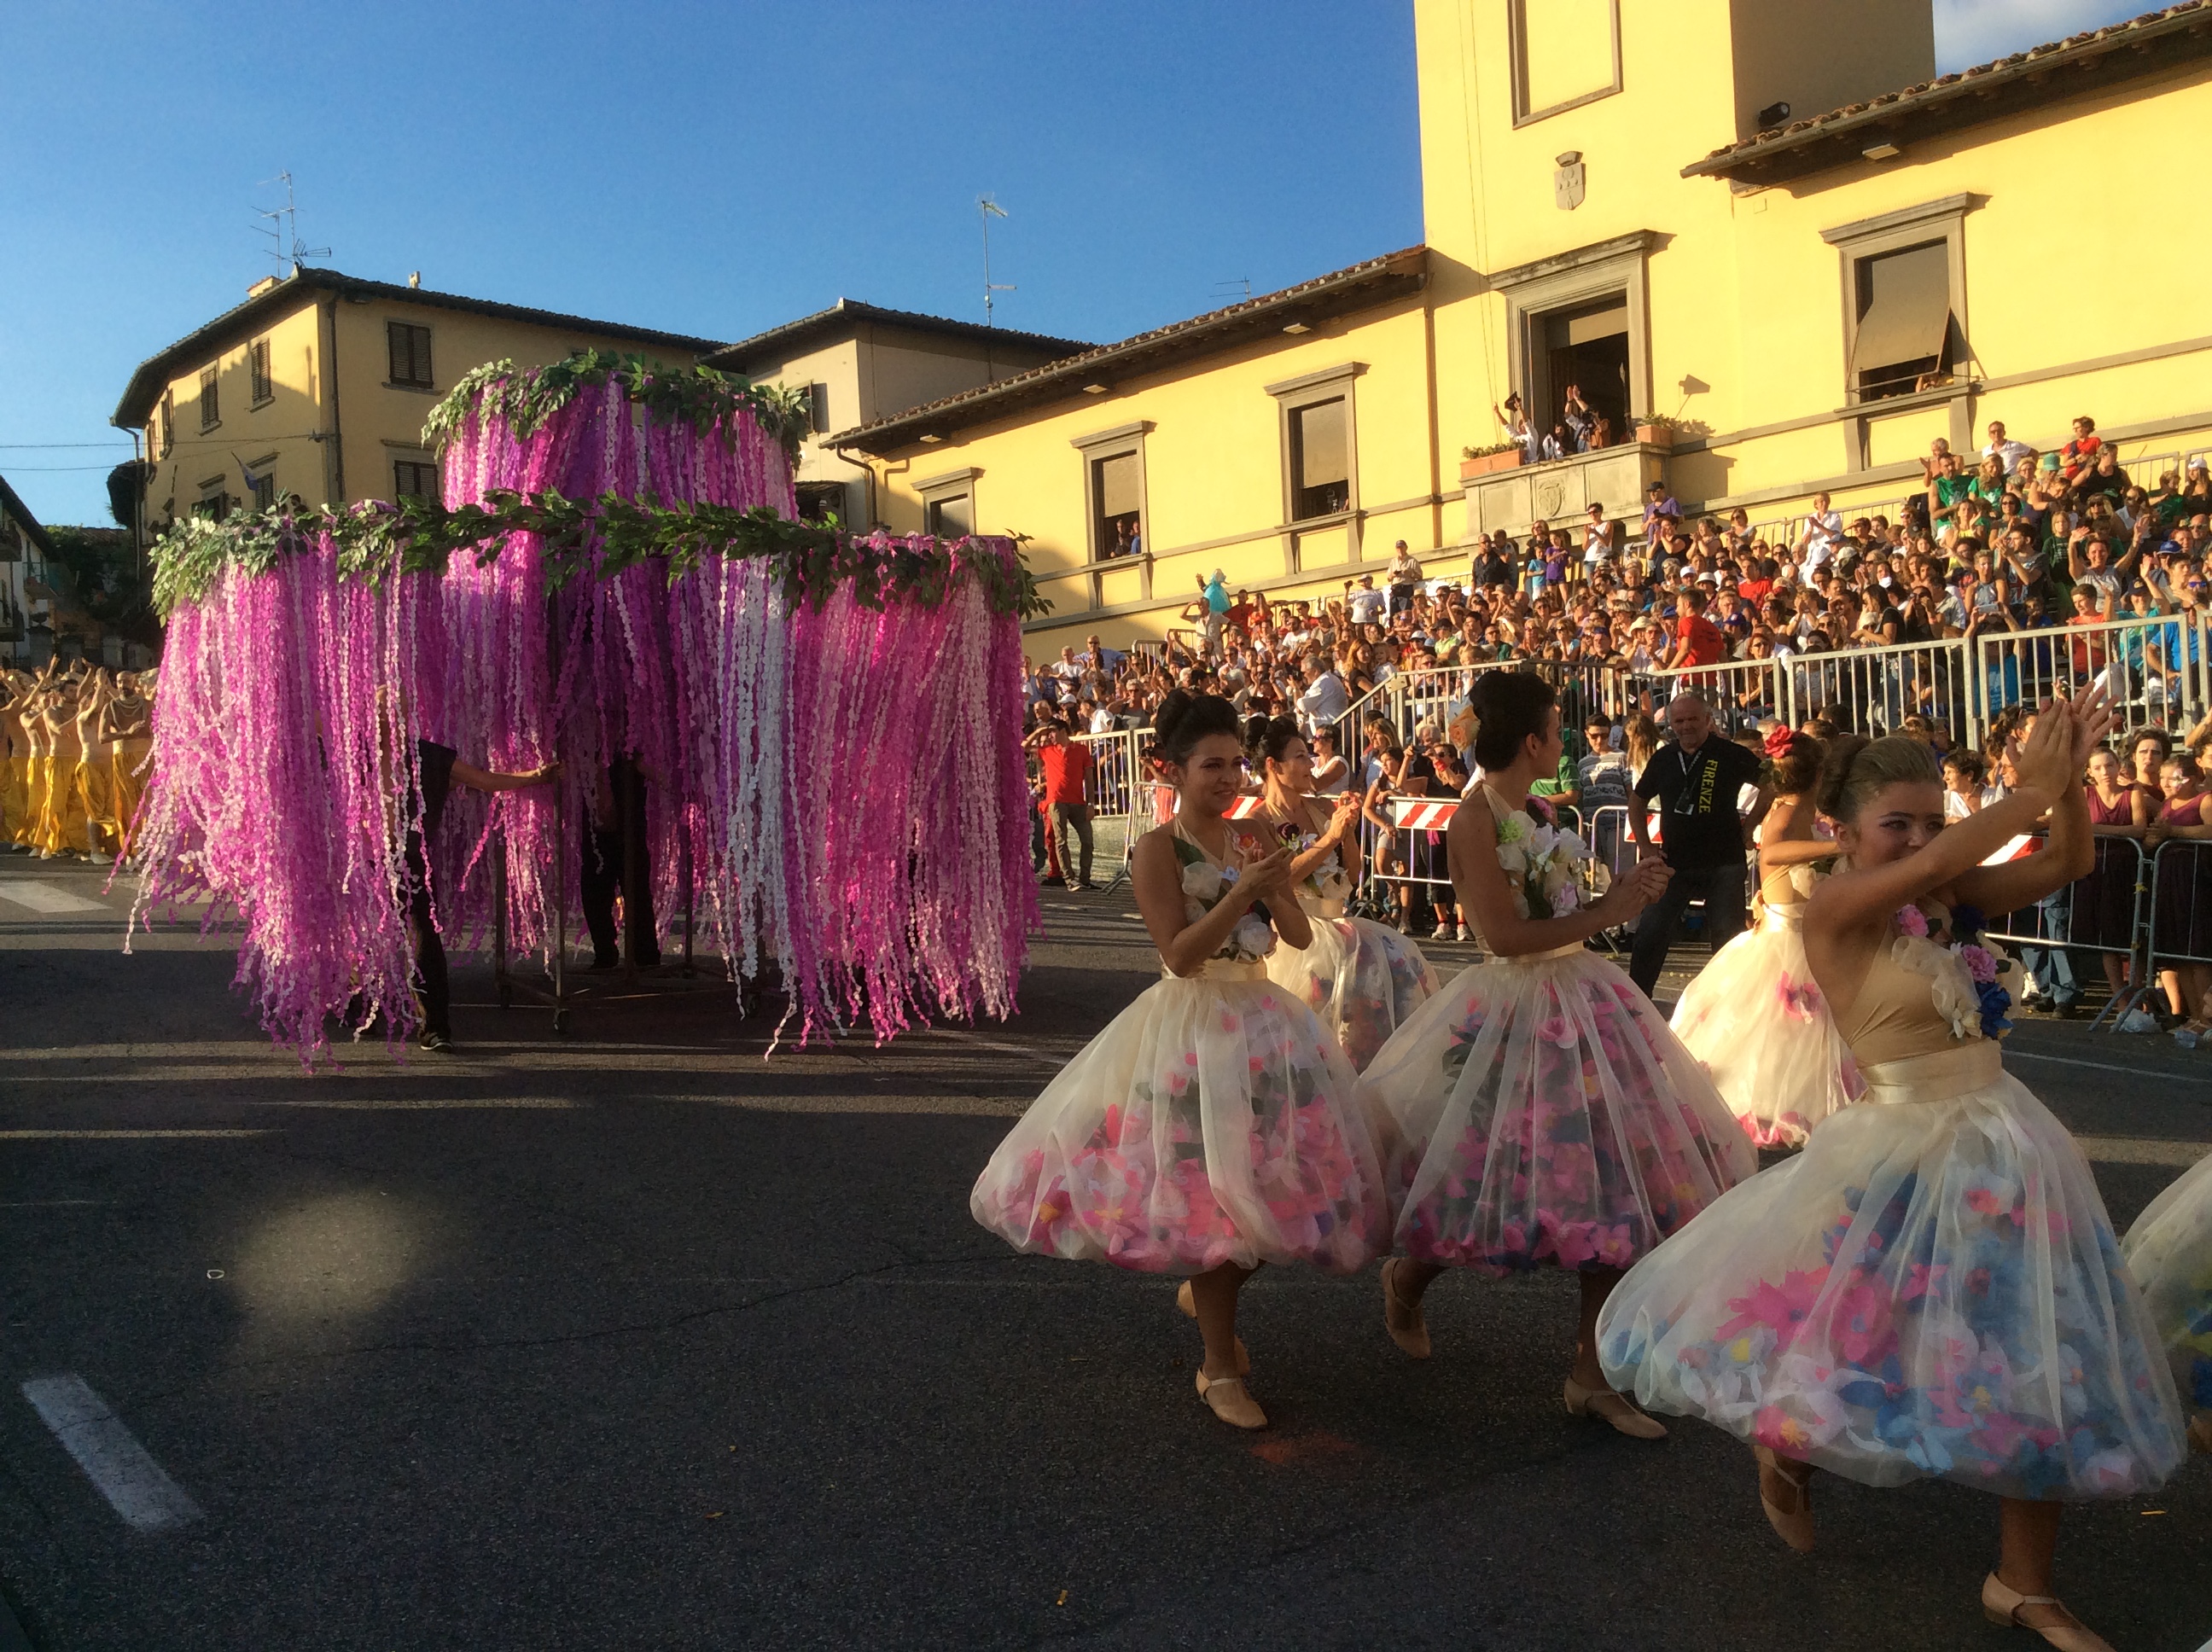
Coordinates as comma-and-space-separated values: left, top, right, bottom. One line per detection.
1981, 1573, 2116, 1652
1563, 1376, 1667, 1440
1173, 1279, 1249, 1375
1195, 1369, 1268, 1429
1380, 1257, 1431, 1359
2188, 1411, 2212, 1454
1752, 1445, 1816, 1553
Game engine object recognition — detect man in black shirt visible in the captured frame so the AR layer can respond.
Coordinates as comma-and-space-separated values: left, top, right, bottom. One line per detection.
407, 740, 560, 1051
1626, 694, 1769, 998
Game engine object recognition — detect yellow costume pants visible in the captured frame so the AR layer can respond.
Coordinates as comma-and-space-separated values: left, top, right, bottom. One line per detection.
77, 759, 119, 858
26, 755, 54, 852
110, 739, 150, 858
41, 756, 90, 856
1, 755, 26, 846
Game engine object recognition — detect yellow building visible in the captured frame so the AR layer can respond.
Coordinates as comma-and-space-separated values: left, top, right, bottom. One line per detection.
111, 267, 724, 529
701, 300, 1089, 526
835, 0, 2212, 653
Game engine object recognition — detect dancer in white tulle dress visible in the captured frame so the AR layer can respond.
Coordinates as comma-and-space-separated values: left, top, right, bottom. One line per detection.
1357, 671, 1755, 1440
1246, 715, 1439, 1070
1670, 728, 1862, 1148
971, 690, 1394, 1430
1600, 698, 2186, 1652
2122, 1149, 2212, 1454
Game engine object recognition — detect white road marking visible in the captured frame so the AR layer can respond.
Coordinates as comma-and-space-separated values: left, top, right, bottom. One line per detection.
2072, 1136, 2209, 1168
20, 1375, 202, 1532
0, 1129, 271, 1140
0, 881, 106, 914
2007, 1049, 2209, 1082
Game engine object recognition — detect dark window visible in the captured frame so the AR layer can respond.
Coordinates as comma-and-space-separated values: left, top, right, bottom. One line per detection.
195, 491, 232, 521
247, 470, 276, 511
1851, 242, 1953, 402
1290, 397, 1349, 520
199, 366, 220, 430
795, 480, 845, 524
393, 460, 439, 502
250, 339, 274, 404
926, 492, 972, 538
387, 322, 434, 387
1092, 451, 1140, 557
808, 382, 831, 433
160, 392, 174, 457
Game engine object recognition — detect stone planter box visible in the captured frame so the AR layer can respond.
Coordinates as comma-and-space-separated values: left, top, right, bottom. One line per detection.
1633, 422, 1675, 451
1458, 449, 1524, 481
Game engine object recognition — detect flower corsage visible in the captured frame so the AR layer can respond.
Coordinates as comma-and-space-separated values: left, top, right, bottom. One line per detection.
1180, 847, 1275, 963
1496, 808, 1590, 922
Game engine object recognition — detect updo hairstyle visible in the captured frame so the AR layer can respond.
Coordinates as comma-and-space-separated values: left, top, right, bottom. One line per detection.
1244, 713, 1304, 769
1816, 733, 1942, 823
1150, 689, 1243, 766
1769, 730, 1825, 797
1468, 670, 1557, 771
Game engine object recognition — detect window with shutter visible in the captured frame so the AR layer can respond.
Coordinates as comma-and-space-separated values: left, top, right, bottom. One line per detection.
199, 366, 220, 430
1851, 242, 1953, 402
393, 460, 439, 501
250, 339, 274, 404
1290, 398, 1349, 520
387, 322, 434, 387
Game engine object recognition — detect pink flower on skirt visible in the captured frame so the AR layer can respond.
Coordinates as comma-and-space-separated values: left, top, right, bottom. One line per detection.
1894, 905, 1929, 938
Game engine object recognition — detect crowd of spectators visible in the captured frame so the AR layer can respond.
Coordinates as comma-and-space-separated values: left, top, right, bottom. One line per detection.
1020, 417, 2212, 758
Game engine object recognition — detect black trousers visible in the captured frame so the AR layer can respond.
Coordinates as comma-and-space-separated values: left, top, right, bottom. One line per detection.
1628, 858, 1748, 998
580, 759, 659, 967
406, 879, 449, 1038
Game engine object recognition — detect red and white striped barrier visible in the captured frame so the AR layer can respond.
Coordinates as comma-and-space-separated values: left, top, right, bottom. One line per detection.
1390, 798, 1458, 830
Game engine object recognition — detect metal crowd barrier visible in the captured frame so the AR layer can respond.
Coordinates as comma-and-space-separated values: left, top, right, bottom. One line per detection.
1975, 834, 2153, 1032
1974, 610, 2211, 737
2145, 835, 2212, 1015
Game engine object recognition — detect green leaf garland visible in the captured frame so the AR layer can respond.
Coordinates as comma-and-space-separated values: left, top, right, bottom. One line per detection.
148, 492, 1051, 622
420, 351, 816, 457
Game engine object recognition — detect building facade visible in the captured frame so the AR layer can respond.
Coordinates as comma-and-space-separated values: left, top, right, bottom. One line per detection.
835, 0, 2212, 654
701, 301, 1088, 527
0, 474, 56, 666
111, 269, 724, 532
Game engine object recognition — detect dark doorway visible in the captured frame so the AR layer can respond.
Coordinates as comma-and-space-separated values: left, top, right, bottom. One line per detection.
1540, 297, 1630, 445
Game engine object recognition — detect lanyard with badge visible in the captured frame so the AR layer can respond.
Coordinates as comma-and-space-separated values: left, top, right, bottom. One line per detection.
1673, 745, 1707, 815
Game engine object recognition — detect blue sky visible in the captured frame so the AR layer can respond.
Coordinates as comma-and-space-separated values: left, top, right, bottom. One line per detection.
0, 0, 2146, 525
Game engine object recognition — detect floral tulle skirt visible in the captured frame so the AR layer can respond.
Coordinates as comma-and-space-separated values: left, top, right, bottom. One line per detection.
1266, 907, 1440, 1072
970, 967, 1394, 1274
1359, 947, 1755, 1274
1671, 914, 1862, 1149
1598, 1050, 2187, 1498
2122, 1149, 2212, 1412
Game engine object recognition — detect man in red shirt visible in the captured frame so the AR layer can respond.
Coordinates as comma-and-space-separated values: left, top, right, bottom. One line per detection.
1034, 720, 1097, 889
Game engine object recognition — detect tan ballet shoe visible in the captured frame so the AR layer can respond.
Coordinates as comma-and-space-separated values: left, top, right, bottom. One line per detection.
1174, 1278, 1249, 1374
1563, 1376, 1667, 1440
1195, 1369, 1268, 1429
1752, 1445, 1815, 1553
2188, 1411, 2212, 1455
1981, 1573, 2116, 1652
1380, 1257, 1431, 1359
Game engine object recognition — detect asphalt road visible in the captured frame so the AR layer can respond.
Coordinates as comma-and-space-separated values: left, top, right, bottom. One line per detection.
1, 854, 2208, 1652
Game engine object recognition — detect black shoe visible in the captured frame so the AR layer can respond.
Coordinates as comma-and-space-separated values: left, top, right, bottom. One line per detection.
419, 1028, 452, 1052
587, 954, 620, 971
2052, 1000, 2080, 1020
1075, 881, 1099, 892
637, 949, 663, 969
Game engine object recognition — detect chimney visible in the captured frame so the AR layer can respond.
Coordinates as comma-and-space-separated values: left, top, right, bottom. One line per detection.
247, 276, 280, 298
408, 271, 422, 288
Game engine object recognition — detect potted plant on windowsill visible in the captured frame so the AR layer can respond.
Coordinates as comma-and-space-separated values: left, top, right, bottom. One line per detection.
1459, 442, 1523, 480
1630, 414, 1676, 450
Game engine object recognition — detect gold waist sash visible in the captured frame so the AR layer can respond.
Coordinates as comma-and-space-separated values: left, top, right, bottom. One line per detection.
1301, 897, 1348, 920
1162, 957, 1271, 983
1857, 1041, 2004, 1105
1761, 902, 1806, 934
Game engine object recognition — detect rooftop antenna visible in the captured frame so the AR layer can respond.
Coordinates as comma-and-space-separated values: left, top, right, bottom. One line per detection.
1210, 277, 1253, 302
253, 171, 330, 272
978, 195, 1014, 326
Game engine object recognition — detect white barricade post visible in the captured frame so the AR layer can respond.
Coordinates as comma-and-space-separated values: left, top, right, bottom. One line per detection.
1074, 729, 1142, 884
1975, 834, 2154, 1032
1976, 611, 2211, 741
1645, 658, 1790, 729
1785, 636, 1978, 743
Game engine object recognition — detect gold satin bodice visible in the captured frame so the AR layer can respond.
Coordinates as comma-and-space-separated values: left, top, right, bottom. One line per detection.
1834, 905, 1988, 1075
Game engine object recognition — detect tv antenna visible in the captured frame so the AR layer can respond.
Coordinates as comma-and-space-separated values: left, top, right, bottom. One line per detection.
253, 171, 330, 271
1210, 277, 1253, 302
978, 195, 1014, 326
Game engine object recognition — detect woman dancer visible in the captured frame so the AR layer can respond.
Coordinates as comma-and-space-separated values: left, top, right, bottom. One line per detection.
1249, 715, 1440, 1070
1599, 702, 2185, 1651
2120, 1152, 2212, 1453
1670, 728, 1860, 1148
971, 690, 1393, 1430
1359, 671, 1755, 1436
